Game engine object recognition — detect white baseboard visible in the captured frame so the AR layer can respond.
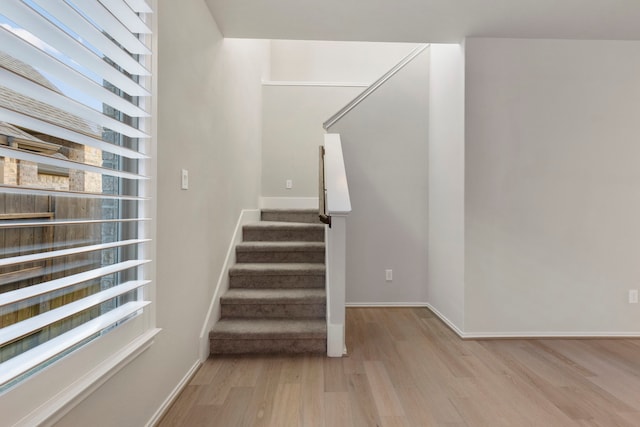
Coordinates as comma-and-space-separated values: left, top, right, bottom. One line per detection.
461, 331, 640, 339
259, 197, 318, 210
346, 302, 430, 308
424, 303, 465, 338
198, 209, 260, 361
424, 303, 640, 339
146, 359, 200, 427
326, 323, 345, 357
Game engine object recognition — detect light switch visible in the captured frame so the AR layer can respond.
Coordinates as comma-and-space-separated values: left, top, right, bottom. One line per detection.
181, 169, 189, 190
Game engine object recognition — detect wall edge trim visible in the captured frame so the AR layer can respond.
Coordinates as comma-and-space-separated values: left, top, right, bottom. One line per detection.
198, 209, 260, 361
145, 359, 200, 427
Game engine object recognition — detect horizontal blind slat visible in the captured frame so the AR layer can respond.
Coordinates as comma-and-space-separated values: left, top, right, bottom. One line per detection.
0, 108, 148, 159
0, 260, 150, 307
0, 146, 147, 181
0, 218, 150, 229
0, 69, 150, 139
0, 186, 147, 201
31, 0, 151, 71
0, 28, 149, 117
70, 0, 151, 46
0, 0, 150, 95
0, 238, 150, 267
96, 0, 152, 34
0, 280, 149, 346
0, 301, 151, 386
0, 184, 148, 201
123, 0, 152, 14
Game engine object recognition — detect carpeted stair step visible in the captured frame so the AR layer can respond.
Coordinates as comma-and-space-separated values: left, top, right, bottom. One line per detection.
210, 319, 326, 354
236, 241, 325, 263
229, 263, 325, 289
221, 288, 326, 319
243, 221, 324, 242
261, 209, 320, 224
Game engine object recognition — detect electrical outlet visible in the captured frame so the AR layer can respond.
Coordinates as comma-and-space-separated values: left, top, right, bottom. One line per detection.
629, 289, 638, 304
385, 269, 393, 282
286, 179, 293, 189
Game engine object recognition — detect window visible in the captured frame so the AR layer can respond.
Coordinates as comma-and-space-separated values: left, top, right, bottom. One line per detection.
0, 0, 155, 420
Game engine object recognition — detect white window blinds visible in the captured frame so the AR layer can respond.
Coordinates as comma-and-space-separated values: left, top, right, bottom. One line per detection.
0, 0, 153, 391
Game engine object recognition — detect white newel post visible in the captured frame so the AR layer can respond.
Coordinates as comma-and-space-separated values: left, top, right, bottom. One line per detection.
324, 134, 351, 357
326, 215, 347, 356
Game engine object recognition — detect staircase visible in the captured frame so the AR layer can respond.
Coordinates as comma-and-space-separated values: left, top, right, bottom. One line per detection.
209, 209, 327, 355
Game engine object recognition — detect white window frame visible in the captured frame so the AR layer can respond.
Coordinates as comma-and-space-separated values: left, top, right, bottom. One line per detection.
0, 1, 159, 425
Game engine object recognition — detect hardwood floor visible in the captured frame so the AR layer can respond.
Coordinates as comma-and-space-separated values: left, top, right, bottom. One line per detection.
158, 308, 640, 426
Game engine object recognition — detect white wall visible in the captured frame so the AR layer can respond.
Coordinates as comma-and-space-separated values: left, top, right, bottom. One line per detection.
262, 40, 421, 202
270, 40, 417, 83
261, 84, 363, 198
464, 38, 640, 334
330, 49, 430, 305
427, 44, 465, 330
54, 1, 269, 425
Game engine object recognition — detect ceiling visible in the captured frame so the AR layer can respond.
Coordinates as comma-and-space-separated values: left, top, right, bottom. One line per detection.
205, 0, 640, 43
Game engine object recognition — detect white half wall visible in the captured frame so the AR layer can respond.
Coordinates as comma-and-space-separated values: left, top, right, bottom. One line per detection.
464, 38, 640, 334
270, 40, 417, 83
261, 84, 363, 197
330, 48, 430, 304
427, 44, 465, 329
53, 1, 269, 425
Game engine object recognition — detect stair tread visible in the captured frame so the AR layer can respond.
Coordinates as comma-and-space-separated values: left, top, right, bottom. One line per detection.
211, 318, 326, 339
230, 263, 325, 275
222, 288, 325, 303
245, 221, 324, 229
236, 241, 325, 251
261, 209, 317, 214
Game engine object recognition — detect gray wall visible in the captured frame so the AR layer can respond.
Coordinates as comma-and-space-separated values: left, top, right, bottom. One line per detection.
464, 38, 640, 334
330, 49, 430, 304
55, 1, 269, 425
261, 85, 364, 197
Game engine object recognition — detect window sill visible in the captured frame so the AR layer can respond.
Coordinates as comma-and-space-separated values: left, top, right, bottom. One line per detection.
14, 328, 161, 427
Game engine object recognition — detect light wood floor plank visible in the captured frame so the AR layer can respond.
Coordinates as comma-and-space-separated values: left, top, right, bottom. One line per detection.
301, 356, 325, 427
324, 392, 353, 427
159, 308, 640, 426
268, 382, 302, 427
242, 357, 283, 427
363, 361, 405, 417
345, 373, 383, 427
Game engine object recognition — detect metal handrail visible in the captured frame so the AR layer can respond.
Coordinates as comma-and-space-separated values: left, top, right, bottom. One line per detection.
322, 43, 429, 130
318, 145, 331, 226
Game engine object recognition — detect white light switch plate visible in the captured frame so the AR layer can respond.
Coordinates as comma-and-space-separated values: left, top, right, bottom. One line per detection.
181, 169, 189, 190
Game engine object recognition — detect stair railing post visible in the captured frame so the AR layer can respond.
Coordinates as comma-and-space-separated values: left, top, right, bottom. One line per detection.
326, 215, 346, 357
323, 134, 351, 357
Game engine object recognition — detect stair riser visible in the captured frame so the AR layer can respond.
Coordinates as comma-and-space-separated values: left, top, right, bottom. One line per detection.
243, 228, 324, 242
261, 211, 320, 224
230, 275, 325, 289
236, 251, 325, 263
210, 338, 326, 354
221, 303, 326, 319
